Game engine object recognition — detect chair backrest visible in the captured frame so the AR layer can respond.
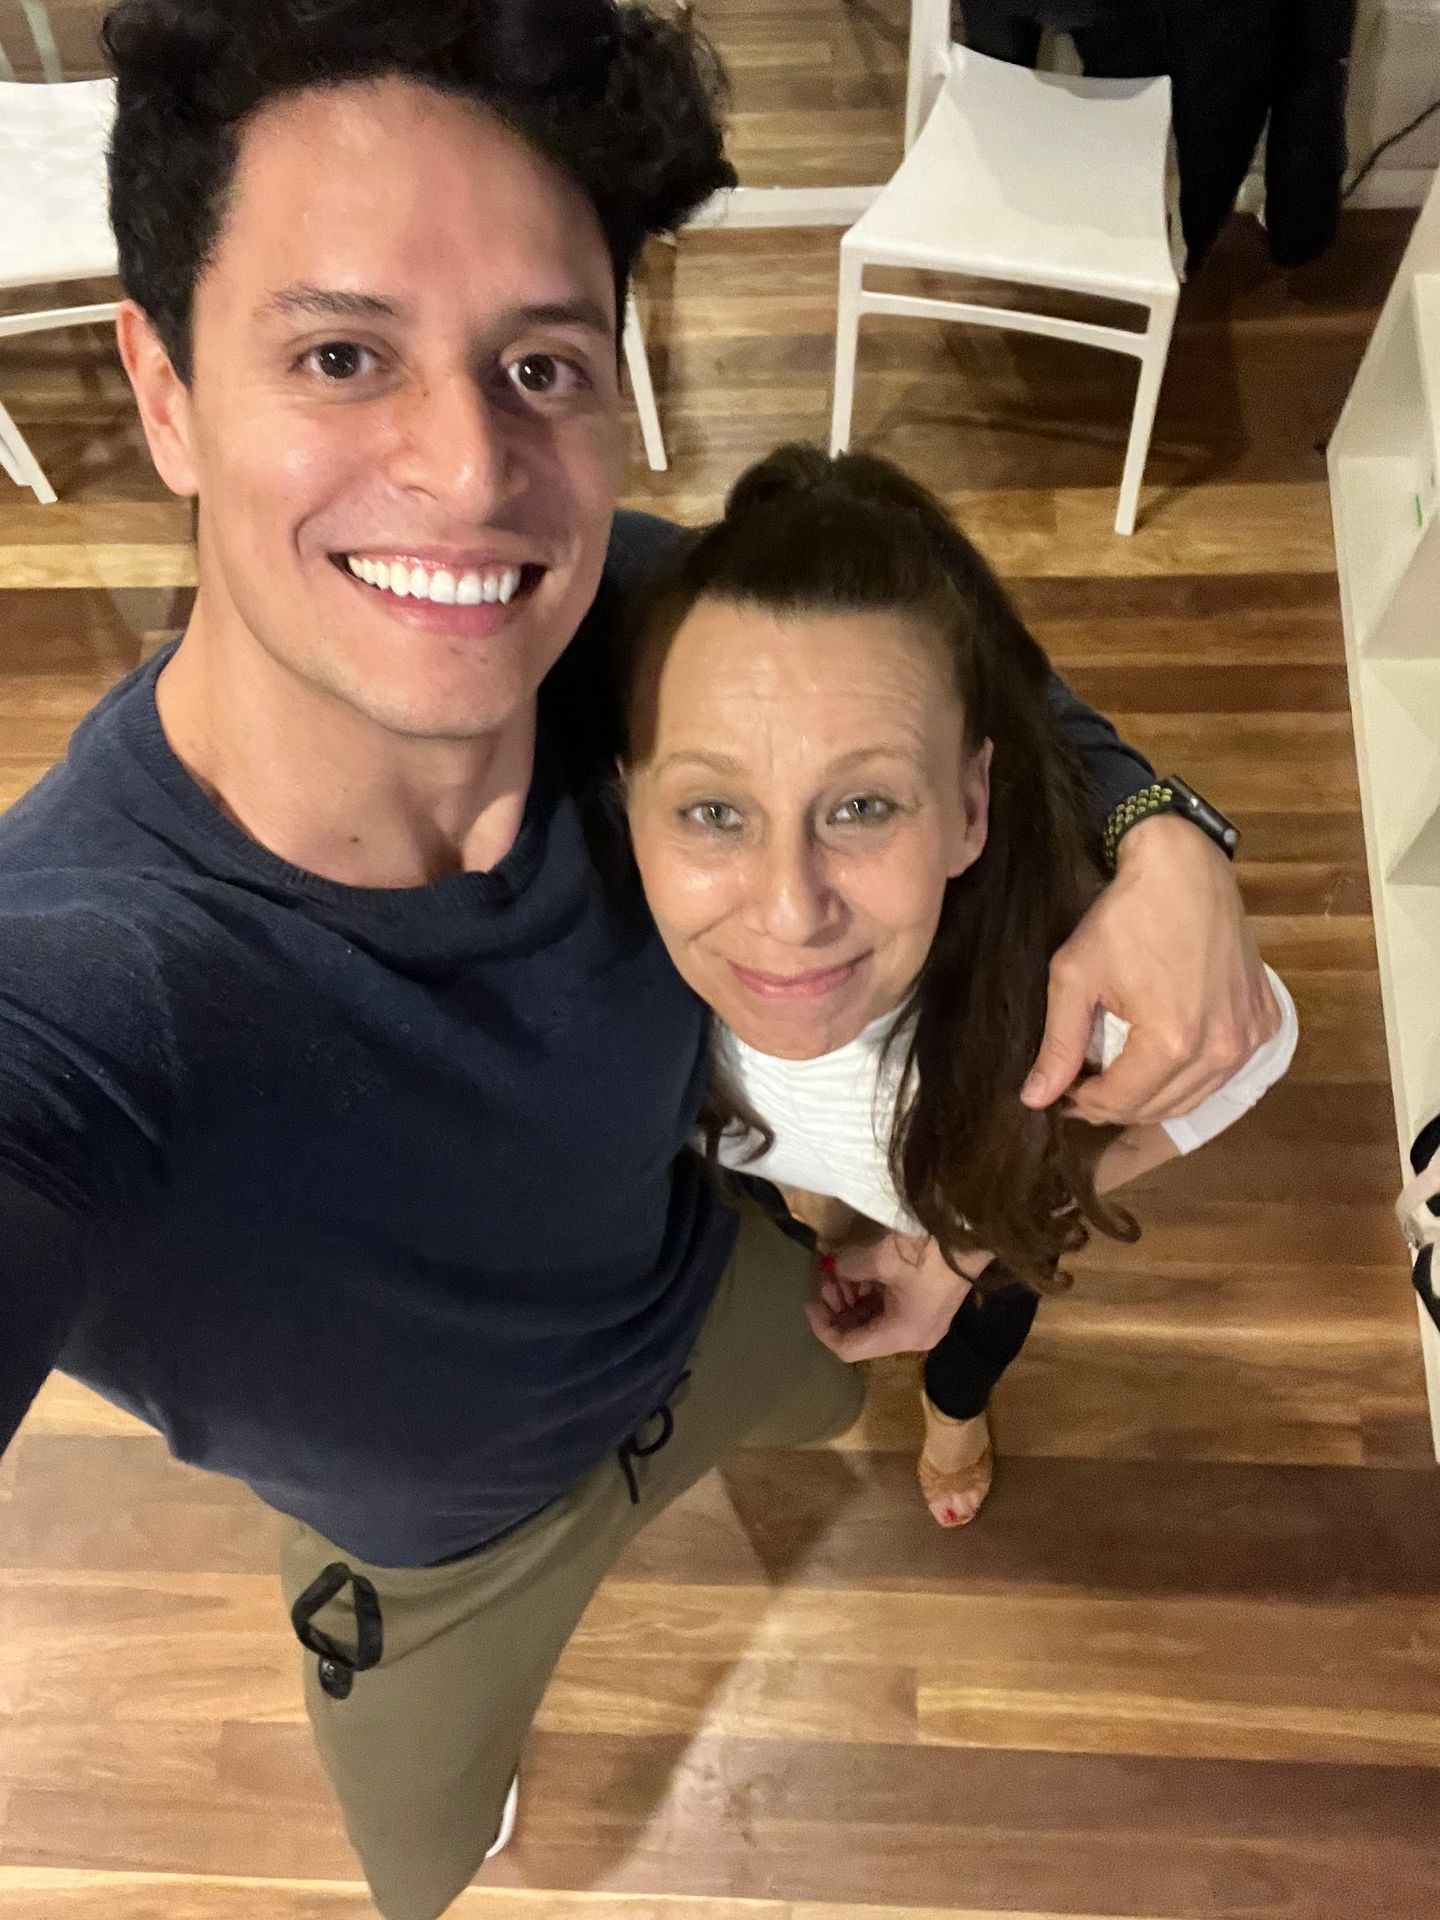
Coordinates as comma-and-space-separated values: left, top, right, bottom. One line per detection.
0, 0, 66, 84
905, 0, 953, 151
944, 42, 1173, 183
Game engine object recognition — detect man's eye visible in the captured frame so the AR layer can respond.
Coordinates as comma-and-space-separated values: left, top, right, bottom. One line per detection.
303, 342, 375, 382
682, 801, 743, 833
506, 352, 585, 399
832, 795, 896, 826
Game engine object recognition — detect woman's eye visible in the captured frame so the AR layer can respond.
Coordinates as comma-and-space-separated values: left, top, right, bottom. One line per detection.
302, 341, 377, 382
506, 352, 586, 400
832, 795, 896, 826
682, 801, 743, 834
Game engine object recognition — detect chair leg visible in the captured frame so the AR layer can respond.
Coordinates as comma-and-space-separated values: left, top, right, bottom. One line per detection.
1114, 294, 1177, 536
0, 417, 24, 489
0, 399, 58, 505
830, 247, 865, 457
623, 293, 668, 475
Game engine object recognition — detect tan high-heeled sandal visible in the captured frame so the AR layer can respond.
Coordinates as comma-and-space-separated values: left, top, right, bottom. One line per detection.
918, 1395, 993, 1529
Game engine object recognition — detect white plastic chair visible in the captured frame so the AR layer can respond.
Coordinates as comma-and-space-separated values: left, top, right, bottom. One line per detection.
616, 0, 666, 472
0, 2, 120, 505
832, 36, 1181, 536
623, 290, 667, 473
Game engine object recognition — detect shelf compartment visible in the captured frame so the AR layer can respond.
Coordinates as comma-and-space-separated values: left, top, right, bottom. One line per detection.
1330, 264, 1440, 652
1415, 272, 1440, 479
1362, 509, 1440, 661
1352, 659, 1440, 880
1372, 881, 1440, 1142
1332, 452, 1435, 650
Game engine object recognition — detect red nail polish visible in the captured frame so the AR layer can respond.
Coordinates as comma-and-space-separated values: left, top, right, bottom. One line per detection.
818, 1254, 837, 1276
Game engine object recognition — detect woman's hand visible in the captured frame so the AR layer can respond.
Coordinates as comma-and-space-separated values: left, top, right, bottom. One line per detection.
808, 1232, 988, 1362
1020, 814, 1279, 1127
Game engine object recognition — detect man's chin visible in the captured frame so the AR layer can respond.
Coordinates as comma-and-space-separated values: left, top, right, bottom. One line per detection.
353, 693, 534, 745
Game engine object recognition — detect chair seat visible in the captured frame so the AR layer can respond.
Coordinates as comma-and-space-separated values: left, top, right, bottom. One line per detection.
0, 79, 119, 293
848, 49, 1179, 303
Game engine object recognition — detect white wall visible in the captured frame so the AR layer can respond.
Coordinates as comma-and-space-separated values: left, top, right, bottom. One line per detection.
1350, 0, 1440, 204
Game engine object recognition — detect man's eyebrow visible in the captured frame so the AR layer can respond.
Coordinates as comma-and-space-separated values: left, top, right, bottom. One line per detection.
508, 298, 615, 337
257, 288, 614, 337
259, 286, 410, 324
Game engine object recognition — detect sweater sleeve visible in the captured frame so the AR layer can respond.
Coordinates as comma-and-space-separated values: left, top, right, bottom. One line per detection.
0, 905, 172, 1459
0, 1167, 87, 1456
1046, 669, 1156, 823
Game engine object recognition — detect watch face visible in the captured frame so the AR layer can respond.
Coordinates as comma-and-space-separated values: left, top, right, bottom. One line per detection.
1166, 777, 1239, 856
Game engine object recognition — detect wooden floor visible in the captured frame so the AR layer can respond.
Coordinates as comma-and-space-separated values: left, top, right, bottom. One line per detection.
3, 3, 1439, 1916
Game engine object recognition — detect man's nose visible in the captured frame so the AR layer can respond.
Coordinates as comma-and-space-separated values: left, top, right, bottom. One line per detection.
387, 373, 523, 519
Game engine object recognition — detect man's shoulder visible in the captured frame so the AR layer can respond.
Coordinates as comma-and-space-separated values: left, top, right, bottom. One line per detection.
0, 871, 178, 1042
539, 510, 690, 781
0, 655, 200, 1084
0, 873, 180, 1200
603, 509, 688, 598
0, 654, 171, 875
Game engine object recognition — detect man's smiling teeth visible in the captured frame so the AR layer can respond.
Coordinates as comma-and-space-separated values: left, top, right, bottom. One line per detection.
345, 556, 523, 606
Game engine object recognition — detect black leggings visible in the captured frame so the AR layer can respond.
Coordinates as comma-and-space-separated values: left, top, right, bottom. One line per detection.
923, 1275, 1040, 1420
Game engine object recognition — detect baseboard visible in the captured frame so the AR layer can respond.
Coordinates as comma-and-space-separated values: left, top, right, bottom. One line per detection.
1241, 165, 1436, 214
688, 185, 884, 230
1347, 166, 1440, 208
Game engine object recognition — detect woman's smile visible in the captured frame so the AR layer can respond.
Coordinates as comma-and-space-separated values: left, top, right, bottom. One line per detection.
726, 955, 869, 1001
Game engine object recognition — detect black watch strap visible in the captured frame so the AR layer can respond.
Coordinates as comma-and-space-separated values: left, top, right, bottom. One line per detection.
1103, 775, 1239, 874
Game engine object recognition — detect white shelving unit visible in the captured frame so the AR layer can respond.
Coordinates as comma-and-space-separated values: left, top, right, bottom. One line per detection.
1328, 164, 1440, 1456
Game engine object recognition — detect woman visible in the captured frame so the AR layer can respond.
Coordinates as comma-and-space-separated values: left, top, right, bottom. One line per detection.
621, 445, 1297, 1527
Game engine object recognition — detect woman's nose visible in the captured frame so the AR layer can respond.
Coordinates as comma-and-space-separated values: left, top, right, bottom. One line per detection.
752, 835, 837, 945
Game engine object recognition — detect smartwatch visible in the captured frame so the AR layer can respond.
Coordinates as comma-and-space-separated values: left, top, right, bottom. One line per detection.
1103, 775, 1239, 874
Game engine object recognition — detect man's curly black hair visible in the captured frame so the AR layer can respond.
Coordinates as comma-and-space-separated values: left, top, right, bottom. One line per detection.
102, 0, 736, 382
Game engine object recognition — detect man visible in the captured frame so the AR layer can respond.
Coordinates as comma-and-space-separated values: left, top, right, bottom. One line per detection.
0, 4, 1275, 1917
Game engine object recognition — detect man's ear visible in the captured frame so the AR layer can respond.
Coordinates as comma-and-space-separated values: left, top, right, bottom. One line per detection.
116, 302, 199, 499
948, 735, 992, 879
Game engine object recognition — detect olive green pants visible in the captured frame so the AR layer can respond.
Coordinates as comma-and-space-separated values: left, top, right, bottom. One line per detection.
277, 1205, 863, 1920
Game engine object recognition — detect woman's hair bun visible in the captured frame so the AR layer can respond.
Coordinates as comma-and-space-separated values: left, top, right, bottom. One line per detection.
724, 442, 834, 521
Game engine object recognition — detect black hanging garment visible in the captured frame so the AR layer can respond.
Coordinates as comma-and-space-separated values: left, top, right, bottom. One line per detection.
959, 0, 1357, 270
1398, 1112, 1440, 1337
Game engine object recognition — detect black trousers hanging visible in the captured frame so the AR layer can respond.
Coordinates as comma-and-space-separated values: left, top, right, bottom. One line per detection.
960, 0, 1168, 79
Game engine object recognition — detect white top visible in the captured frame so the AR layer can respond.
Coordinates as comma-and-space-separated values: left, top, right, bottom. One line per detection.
714, 965, 1299, 1235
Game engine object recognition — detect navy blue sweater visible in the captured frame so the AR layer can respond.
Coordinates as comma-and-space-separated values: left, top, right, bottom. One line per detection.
0, 511, 1151, 1566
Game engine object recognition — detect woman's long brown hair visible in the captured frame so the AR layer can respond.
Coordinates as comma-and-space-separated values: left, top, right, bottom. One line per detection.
621, 444, 1137, 1292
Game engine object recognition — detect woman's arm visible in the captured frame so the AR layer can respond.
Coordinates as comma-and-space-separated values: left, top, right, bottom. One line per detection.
1091, 964, 1300, 1192
1094, 1123, 1182, 1193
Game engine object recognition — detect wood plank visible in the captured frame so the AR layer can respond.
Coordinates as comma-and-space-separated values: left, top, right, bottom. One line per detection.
0, 1869, 1216, 1920
471, 1731, 1440, 1917
18, 1378, 149, 1440
7, 1729, 1439, 1913
613, 1451, 1440, 1597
